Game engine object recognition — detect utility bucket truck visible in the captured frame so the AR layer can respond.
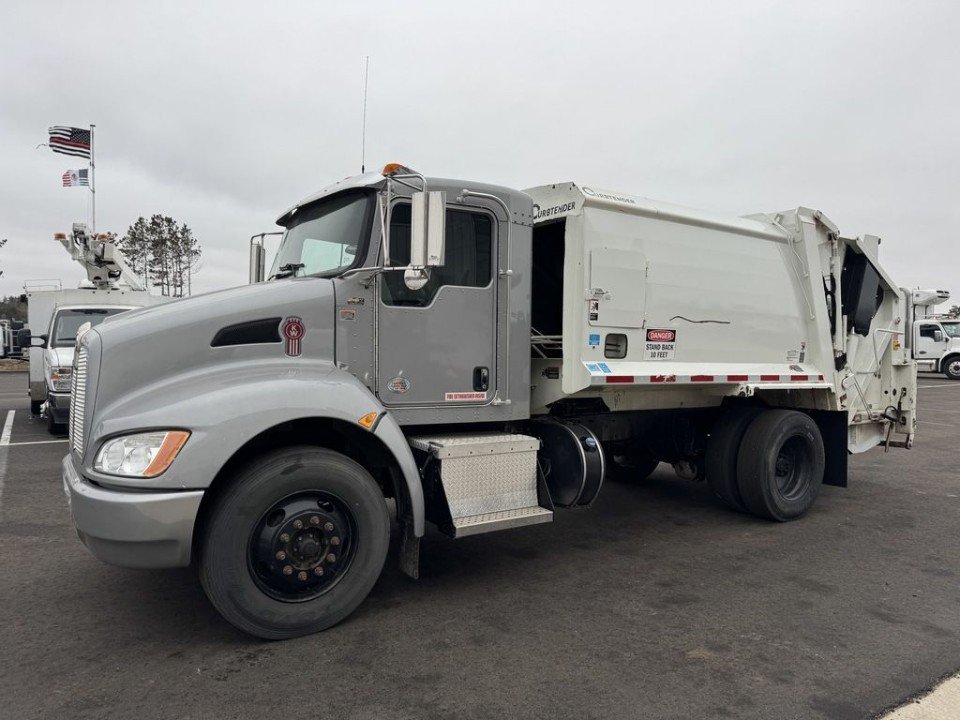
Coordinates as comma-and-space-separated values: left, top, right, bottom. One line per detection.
62, 165, 917, 639
21, 224, 165, 433
904, 288, 960, 380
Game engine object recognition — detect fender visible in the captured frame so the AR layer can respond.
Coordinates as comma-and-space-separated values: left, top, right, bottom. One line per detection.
82, 358, 425, 535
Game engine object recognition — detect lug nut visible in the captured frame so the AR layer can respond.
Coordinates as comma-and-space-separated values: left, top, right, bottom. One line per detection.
282, 565, 293, 576
324, 522, 334, 532
297, 571, 308, 582
310, 516, 320, 526
326, 553, 337, 563
280, 533, 290, 543
330, 537, 340, 546
313, 567, 324, 576
276, 550, 287, 561
293, 519, 303, 530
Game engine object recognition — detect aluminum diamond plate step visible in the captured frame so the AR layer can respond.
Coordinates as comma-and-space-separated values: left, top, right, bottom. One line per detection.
409, 432, 553, 538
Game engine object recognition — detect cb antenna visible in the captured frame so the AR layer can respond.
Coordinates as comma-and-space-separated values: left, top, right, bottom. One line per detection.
361, 56, 369, 174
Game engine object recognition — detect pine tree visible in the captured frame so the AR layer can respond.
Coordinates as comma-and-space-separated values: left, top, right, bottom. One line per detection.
116, 215, 202, 297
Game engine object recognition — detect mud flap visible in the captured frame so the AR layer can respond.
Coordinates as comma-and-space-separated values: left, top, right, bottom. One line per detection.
809, 410, 848, 487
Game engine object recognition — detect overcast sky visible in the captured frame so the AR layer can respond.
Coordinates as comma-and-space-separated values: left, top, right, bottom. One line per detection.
1, 0, 958, 305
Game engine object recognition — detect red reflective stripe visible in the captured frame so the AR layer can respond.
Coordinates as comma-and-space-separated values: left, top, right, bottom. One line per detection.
760, 374, 779, 381
691, 375, 714, 382
790, 375, 808, 381
606, 375, 634, 383
726, 374, 748, 382
651, 375, 677, 383
818, 375, 824, 381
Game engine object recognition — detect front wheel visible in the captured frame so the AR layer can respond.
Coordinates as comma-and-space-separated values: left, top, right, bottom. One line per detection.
943, 357, 960, 381
199, 446, 390, 640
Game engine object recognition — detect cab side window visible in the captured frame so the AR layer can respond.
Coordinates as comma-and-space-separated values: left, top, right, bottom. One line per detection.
382, 203, 493, 307
919, 324, 940, 340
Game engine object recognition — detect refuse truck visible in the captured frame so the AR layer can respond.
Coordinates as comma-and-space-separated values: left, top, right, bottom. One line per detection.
62, 164, 917, 638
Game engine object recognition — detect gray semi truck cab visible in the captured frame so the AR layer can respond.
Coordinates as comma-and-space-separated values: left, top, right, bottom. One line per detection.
63, 165, 916, 638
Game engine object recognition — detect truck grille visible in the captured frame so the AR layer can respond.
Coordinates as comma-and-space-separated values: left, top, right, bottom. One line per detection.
70, 346, 87, 456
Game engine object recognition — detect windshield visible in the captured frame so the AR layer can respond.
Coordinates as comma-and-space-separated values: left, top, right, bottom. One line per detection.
942, 322, 960, 339
270, 192, 374, 279
51, 308, 129, 347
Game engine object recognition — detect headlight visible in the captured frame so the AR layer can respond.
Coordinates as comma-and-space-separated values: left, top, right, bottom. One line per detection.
94, 430, 190, 478
47, 366, 72, 393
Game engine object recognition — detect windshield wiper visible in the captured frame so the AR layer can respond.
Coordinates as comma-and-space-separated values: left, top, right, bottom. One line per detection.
273, 262, 305, 280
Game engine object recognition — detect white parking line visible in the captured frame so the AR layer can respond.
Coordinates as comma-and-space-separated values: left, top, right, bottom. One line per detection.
0, 410, 10, 511
0, 410, 14, 446
4, 439, 69, 446
918, 384, 960, 389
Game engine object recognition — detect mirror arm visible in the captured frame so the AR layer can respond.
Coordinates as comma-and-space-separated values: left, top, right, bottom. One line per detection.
389, 173, 427, 193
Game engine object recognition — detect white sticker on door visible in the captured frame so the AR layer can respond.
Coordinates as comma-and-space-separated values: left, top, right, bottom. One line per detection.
444, 391, 487, 402
643, 329, 676, 360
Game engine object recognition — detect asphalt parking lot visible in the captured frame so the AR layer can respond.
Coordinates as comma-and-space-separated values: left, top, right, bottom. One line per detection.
0, 372, 957, 720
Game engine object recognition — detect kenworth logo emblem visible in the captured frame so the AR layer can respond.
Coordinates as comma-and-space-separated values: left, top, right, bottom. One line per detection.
282, 317, 305, 356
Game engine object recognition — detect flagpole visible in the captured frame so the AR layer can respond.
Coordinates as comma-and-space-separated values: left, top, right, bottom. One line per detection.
89, 124, 96, 233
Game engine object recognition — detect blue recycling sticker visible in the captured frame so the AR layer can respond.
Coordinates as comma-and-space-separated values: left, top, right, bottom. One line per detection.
585, 363, 601, 373
588, 333, 601, 347
597, 363, 612, 374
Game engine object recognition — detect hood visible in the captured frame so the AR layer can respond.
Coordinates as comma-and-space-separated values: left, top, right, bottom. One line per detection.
46, 346, 73, 369
90, 278, 337, 412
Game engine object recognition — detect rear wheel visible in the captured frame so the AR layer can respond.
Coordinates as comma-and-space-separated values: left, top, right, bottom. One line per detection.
705, 407, 762, 512
736, 410, 824, 521
944, 356, 960, 381
199, 446, 390, 640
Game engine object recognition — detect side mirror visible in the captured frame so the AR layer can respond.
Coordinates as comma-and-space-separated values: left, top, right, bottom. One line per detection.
934, 330, 944, 343
18, 329, 47, 349
410, 191, 446, 268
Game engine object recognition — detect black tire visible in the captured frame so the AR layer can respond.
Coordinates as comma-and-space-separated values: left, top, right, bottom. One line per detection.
30, 400, 42, 415
46, 412, 65, 435
705, 407, 763, 512
199, 446, 390, 640
736, 410, 824, 521
605, 442, 660, 482
943, 356, 960, 381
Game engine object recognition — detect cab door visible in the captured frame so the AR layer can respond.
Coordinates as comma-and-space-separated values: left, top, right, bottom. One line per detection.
916, 323, 943, 366
376, 201, 498, 406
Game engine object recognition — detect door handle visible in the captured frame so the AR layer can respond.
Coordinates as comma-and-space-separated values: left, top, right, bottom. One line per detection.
473, 366, 489, 392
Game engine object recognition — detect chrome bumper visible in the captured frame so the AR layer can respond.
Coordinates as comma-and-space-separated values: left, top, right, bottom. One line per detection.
62, 454, 204, 568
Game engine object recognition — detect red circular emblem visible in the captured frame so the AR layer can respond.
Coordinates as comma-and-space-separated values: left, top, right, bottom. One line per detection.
282, 317, 305, 356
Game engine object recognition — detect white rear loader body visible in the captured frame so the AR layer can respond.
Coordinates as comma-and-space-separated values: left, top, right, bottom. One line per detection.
526, 182, 915, 453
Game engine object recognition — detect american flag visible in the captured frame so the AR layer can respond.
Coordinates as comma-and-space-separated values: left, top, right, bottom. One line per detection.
49, 126, 91, 158
62, 169, 89, 187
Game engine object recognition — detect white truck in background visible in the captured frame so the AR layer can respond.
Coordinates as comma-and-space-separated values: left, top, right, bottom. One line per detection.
20, 224, 166, 432
904, 288, 960, 380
